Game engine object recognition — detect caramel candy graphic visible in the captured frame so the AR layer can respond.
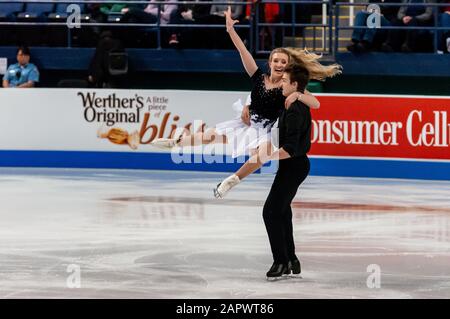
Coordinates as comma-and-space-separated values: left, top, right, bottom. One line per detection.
97, 126, 140, 150
127, 130, 140, 150
107, 128, 129, 144
97, 125, 110, 138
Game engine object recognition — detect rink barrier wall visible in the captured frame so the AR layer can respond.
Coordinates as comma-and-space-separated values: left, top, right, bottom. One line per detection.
0, 89, 449, 180
0, 150, 450, 180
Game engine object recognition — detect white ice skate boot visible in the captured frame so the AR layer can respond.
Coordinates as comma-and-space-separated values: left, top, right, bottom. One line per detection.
150, 137, 180, 150
214, 174, 240, 199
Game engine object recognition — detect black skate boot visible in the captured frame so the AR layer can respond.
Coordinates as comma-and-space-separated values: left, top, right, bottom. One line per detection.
266, 263, 289, 281
284, 259, 301, 278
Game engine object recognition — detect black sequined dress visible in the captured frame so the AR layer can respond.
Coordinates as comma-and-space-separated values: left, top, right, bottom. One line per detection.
215, 68, 285, 158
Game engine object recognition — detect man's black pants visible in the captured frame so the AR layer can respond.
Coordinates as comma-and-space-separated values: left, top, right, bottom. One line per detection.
263, 155, 310, 264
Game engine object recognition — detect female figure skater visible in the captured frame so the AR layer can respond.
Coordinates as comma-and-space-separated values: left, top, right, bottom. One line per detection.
150, 7, 320, 156
213, 9, 342, 198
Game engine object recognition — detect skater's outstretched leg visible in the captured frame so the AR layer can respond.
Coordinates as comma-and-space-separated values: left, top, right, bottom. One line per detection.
177, 128, 227, 147
214, 141, 273, 198
151, 128, 227, 149
235, 141, 273, 180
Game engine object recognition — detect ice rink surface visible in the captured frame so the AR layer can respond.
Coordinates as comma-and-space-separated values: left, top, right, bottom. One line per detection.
1, 167, 449, 299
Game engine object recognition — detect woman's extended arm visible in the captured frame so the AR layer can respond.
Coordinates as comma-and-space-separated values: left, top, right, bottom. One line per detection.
285, 89, 320, 109
224, 6, 258, 77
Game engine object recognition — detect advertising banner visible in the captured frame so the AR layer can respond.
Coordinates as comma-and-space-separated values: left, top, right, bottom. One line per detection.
0, 89, 449, 179
310, 95, 450, 161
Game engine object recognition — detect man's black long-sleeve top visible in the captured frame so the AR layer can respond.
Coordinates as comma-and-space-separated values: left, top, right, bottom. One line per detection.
278, 100, 311, 158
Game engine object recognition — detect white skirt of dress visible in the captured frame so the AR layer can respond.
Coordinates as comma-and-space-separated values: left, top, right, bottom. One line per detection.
215, 96, 274, 158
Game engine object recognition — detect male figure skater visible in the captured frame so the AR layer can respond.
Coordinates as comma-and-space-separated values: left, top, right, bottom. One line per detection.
264, 63, 311, 280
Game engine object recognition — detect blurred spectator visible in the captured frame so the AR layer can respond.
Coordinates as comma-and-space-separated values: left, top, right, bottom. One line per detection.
209, 1, 243, 20
437, 0, 450, 53
381, 0, 434, 53
122, 0, 177, 25
245, 0, 280, 50
88, 31, 126, 88
347, 0, 401, 53
169, 0, 212, 48
92, 1, 137, 25
203, 1, 244, 48
178, 0, 212, 22
87, 1, 142, 45
121, 0, 178, 46
101, 2, 130, 16
245, 0, 280, 23
2, 46, 39, 88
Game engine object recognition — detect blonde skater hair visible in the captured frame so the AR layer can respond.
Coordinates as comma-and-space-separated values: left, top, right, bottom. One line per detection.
269, 47, 343, 81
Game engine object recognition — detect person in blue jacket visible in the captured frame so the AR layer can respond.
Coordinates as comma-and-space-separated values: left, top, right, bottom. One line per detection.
2, 46, 39, 88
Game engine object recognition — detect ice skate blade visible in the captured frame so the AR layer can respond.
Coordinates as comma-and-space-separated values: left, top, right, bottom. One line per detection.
266, 276, 289, 282
213, 183, 223, 199
284, 273, 303, 279
149, 139, 178, 150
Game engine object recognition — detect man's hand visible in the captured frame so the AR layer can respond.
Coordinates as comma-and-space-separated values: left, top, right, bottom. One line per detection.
241, 105, 250, 126
403, 16, 413, 24
181, 9, 193, 21
17, 81, 34, 88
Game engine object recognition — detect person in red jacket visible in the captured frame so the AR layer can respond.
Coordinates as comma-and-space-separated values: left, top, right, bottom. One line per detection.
244, 0, 280, 49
